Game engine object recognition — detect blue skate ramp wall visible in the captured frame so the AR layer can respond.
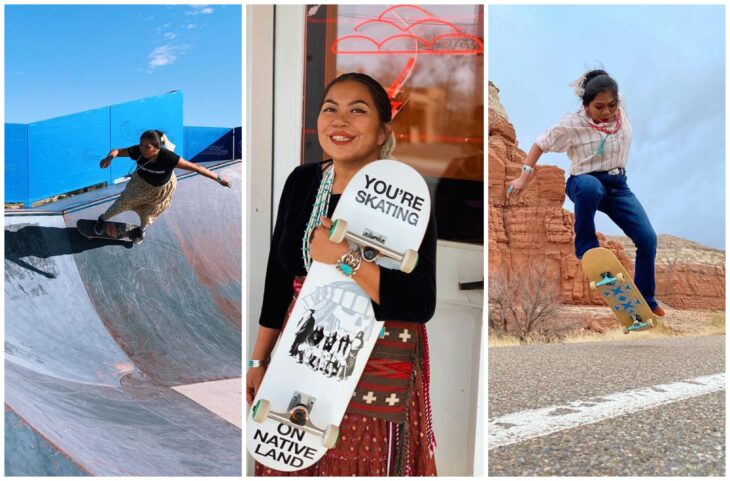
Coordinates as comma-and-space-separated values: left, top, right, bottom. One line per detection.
184, 126, 234, 162
27, 106, 111, 202
5, 124, 28, 204
5, 92, 183, 206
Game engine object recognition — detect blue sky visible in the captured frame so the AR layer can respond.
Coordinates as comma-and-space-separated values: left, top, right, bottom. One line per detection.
6, 4, 241, 127
489, 5, 725, 249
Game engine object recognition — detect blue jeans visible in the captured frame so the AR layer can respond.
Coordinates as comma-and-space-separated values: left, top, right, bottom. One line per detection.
566, 173, 658, 309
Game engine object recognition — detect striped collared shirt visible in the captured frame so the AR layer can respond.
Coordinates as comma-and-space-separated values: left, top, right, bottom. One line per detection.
535, 94, 632, 175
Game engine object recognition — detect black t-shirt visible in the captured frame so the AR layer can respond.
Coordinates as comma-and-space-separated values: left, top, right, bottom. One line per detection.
128, 145, 180, 186
258, 160, 437, 329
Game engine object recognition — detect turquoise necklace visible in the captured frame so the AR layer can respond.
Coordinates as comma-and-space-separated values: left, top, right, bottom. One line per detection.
588, 109, 622, 156
301, 164, 335, 271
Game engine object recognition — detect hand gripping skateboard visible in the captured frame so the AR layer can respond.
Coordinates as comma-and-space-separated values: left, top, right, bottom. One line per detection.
77, 219, 137, 245
581, 247, 656, 334
247, 160, 431, 471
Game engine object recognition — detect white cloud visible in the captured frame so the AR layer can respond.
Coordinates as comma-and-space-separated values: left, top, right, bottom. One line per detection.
186, 5, 214, 16
164, 32, 177, 40
147, 44, 189, 71
186, 23, 197, 30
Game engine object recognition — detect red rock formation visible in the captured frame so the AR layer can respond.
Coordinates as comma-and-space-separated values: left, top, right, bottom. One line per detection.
655, 264, 724, 310
609, 235, 725, 310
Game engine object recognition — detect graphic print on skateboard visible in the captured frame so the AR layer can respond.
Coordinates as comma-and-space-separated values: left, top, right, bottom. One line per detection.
247, 160, 431, 471
581, 247, 656, 334
77, 219, 137, 244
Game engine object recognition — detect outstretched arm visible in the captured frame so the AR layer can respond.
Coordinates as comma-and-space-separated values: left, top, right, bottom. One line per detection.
99, 147, 131, 168
507, 143, 543, 197
176, 158, 231, 187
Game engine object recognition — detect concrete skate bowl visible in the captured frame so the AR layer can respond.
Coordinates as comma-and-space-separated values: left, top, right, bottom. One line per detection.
5, 161, 242, 476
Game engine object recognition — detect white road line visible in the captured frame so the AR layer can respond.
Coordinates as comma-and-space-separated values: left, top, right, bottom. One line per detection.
489, 373, 725, 450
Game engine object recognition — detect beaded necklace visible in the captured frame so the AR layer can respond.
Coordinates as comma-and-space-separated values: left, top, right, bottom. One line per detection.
587, 109, 622, 156
301, 164, 335, 271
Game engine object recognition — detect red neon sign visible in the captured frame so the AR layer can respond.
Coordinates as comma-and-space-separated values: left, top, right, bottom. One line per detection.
332, 5, 484, 56
331, 5, 484, 119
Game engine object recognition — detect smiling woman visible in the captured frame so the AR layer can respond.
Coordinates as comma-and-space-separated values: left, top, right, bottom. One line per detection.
317, 73, 395, 172
248, 72, 438, 476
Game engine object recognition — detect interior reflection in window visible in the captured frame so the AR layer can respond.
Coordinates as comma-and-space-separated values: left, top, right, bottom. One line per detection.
303, 4, 484, 244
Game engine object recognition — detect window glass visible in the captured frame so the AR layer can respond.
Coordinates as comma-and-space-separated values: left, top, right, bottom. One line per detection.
303, 4, 484, 244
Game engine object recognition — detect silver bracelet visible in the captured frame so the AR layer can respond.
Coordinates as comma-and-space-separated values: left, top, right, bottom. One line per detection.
249, 359, 267, 368
336, 249, 363, 277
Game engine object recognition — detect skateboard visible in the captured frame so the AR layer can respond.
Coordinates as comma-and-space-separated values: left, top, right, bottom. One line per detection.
247, 160, 431, 471
581, 247, 656, 334
77, 219, 137, 244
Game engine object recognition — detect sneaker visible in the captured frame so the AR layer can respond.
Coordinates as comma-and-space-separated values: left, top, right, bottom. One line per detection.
651, 305, 665, 318
129, 227, 145, 245
94, 216, 105, 235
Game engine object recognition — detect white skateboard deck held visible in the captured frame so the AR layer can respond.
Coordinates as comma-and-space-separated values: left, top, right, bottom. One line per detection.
247, 160, 430, 471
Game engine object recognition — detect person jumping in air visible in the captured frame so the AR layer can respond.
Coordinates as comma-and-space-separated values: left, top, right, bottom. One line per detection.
507, 69, 664, 318
95, 130, 231, 244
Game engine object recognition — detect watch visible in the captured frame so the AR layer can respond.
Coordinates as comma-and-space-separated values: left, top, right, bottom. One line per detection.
336, 249, 363, 277
522, 164, 534, 174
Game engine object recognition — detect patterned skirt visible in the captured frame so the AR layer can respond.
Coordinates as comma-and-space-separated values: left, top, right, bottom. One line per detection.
101, 172, 177, 228
254, 364, 436, 476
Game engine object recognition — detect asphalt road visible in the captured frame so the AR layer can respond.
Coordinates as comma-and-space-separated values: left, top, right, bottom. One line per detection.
488, 336, 725, 476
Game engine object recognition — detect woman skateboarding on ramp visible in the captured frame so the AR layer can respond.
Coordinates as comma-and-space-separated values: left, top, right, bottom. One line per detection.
247, 73, 438, 476
94, 130, 231, 244
507, 69, 664, 318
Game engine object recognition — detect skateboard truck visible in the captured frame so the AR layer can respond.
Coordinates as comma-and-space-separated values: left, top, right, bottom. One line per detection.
329, 219, 419, 273
589, 271, 624, 290
623, 314, 655, 334
252, 392, 339, 448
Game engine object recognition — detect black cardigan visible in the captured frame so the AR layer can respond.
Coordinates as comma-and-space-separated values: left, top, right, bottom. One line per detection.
258, 160, 437, 329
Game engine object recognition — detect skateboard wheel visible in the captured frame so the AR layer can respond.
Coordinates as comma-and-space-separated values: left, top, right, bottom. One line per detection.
323, 425, 339, 449
589, 281, 597, 290
252, 399, 270, 423
623, 327, 629, 335
400, 249, 418, 273
329, 219, 348, 244
615, 272, 624, 282
647, 318, 656, 328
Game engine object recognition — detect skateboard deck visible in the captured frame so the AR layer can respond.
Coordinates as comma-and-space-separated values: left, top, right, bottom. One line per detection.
77, 219, 137, 244
247, 160, 431, 471
581, 247, 656, 334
